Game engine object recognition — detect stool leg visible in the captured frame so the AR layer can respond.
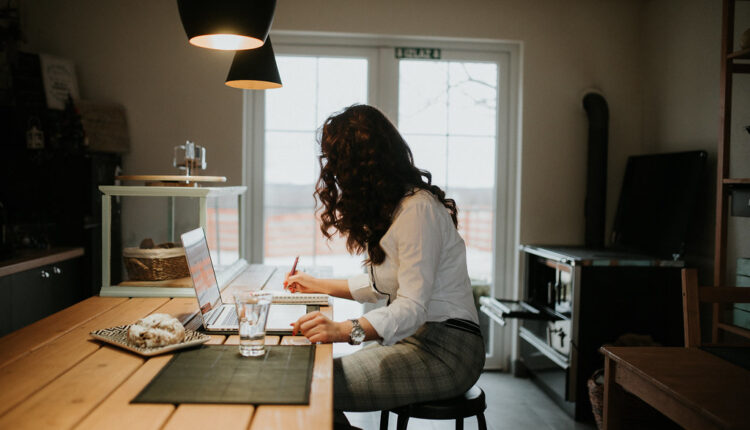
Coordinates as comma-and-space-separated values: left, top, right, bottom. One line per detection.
455, 418, 463, 430
379, 411, 389, 430
477, 413, 487, 430
396, 414, 409, 430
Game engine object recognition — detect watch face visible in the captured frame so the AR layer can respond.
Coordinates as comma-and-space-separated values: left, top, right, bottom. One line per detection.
352, 327, 366, 343
350, 320, 366, 344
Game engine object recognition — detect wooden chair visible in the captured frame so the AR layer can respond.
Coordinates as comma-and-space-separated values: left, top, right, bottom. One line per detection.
379, 385, 487, 430
681, 268, 750, 347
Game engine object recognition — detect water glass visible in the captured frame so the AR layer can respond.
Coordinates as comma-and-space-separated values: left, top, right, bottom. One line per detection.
233, 291, 272, 357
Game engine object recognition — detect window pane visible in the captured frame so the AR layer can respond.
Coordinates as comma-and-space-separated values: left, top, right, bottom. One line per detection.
263, 55, 368, 278
266, 57, 318, 131
402, 134, 447, 189
398, 59, 498, 284
398, 60, 448, 135
317, 58, 368, 125
447, 136, 495, 189
448, 62, 498, 136
264, 131, 317, 185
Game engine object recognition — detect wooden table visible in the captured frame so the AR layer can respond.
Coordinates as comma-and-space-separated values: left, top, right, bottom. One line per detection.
601, 346, 750, 430
0, 296, 333, 430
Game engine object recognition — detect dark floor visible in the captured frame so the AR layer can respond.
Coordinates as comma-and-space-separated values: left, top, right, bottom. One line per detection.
345, 371, 598, 430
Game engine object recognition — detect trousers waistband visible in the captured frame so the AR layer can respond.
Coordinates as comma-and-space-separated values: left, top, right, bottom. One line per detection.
442, 318, 482, 337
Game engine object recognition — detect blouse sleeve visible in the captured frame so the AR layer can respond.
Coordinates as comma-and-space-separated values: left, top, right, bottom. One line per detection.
347, 272, 386, 303
361, 197, 443, 345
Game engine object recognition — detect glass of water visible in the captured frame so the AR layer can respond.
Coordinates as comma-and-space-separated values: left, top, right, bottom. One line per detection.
233, 290, 272, 357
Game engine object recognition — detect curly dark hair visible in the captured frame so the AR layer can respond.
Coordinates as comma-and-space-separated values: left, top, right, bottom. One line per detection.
315, 104, 458, 265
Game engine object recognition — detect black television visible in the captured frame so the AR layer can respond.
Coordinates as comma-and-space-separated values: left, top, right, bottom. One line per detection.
611, 150, 707, 259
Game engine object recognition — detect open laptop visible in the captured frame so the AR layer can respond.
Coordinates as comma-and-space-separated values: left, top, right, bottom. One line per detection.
181, 227, 307, 333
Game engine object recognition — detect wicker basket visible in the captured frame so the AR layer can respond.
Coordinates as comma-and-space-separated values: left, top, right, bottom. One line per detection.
588, 369, 604, 429
123, 247, 190, 281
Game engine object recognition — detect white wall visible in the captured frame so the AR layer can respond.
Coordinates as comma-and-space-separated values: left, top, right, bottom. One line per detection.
21, 0, 649, 254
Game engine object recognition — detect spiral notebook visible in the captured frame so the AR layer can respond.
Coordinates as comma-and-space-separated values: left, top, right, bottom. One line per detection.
270, 292, 329, 305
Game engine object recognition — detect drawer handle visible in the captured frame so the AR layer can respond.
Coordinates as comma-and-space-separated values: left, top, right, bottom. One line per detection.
40, 270, 50, 279
53, 266, 62, 275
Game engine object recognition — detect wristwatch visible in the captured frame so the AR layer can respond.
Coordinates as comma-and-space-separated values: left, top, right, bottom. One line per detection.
348, 319, 366, 345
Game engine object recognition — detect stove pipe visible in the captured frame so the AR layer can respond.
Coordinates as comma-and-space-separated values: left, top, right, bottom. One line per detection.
582, 92, 609, 248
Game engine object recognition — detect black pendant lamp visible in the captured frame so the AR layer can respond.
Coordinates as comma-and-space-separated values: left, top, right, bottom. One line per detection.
177, 0, 277, 50
225, 37, 282, 89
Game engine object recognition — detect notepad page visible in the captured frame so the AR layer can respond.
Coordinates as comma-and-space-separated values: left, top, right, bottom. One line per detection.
267, 304, 308, 331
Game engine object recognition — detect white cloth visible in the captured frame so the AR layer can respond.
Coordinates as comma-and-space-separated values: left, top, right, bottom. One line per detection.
347, 190, 479, 345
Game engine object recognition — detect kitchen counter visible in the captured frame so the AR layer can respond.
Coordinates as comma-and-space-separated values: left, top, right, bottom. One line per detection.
0, 247, 84, 278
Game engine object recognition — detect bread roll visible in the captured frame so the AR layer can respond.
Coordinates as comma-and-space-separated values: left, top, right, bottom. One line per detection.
127, 313, 186, 348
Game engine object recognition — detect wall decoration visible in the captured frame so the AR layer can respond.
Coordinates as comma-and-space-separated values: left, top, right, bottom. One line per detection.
77, 100, 130, 153
39, 53, 79, 110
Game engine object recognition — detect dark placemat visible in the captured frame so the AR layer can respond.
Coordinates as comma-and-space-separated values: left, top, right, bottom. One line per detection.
132, 345, 315, 405
702, 346, 750, 371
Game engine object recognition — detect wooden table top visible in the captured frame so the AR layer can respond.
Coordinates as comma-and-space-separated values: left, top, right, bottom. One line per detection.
0, 296, 332, 430
600, 346, 750, 428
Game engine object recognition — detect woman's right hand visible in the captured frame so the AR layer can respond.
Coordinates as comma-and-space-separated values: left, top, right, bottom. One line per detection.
284, 271, 323, 294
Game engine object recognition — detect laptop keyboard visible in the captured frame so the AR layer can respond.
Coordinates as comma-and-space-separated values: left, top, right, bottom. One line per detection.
208, 306, 238, 328
219, 308, 238, 327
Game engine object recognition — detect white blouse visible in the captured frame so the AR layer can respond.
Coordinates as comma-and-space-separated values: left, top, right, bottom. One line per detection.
347, 189, 479, 345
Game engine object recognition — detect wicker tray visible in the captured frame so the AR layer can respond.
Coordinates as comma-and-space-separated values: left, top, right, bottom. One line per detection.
123, 247, 190, 281
90, 325, 210, 357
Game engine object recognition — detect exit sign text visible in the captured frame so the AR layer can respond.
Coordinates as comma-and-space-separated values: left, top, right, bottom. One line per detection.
395, 47, 441, 60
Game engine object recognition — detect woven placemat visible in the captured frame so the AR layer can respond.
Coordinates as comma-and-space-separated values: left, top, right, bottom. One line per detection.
132, 345, 315, 404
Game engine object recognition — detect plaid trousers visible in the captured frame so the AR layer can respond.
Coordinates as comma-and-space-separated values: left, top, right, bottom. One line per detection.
333, 321, 485, 412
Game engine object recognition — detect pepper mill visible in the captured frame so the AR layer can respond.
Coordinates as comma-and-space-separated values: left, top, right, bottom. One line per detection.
173, 140, 207, 177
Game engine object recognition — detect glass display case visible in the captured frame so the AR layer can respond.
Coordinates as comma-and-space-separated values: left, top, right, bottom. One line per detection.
98, 185, 247, 297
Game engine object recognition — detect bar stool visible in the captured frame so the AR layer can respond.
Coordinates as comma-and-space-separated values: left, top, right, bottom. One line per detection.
379, 385, 487, 430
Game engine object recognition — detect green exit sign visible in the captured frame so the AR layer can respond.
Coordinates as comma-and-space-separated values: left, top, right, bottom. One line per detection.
394, 47, 441, 60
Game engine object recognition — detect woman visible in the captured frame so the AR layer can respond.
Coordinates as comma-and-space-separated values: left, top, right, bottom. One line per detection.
287, 104, 485, 415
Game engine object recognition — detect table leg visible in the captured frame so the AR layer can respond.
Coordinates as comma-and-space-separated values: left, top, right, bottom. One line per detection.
603, 355, 626, 430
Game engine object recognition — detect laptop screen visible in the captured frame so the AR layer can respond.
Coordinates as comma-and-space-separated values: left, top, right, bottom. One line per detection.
181, 228, 222, 315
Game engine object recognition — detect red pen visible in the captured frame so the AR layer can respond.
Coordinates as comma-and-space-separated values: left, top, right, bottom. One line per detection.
289, 256, 299, 276
285, 256, 300, 292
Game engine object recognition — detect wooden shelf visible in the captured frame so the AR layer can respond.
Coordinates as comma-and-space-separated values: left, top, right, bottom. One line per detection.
727, 48, 750, 60
717, 322, 750, 340
723, 178, 750, 185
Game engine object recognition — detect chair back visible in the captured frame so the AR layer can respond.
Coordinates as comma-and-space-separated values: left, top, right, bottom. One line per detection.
681, 268, 750, 347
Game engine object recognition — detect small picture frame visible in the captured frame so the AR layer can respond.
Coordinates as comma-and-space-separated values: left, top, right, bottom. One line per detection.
39, 53, 80, 110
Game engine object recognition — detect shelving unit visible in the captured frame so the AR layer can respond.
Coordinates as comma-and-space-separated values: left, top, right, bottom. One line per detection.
714, 0, 750, 341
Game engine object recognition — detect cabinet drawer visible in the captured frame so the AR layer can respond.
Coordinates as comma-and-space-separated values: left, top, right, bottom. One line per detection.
8, 258, 82, 333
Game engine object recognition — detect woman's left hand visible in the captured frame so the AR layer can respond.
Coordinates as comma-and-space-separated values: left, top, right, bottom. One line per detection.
291, 311, 348, 343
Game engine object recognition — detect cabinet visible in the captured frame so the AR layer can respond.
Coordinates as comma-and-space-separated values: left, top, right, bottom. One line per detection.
714, 0, 750, 341
0, 252, 83, 337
